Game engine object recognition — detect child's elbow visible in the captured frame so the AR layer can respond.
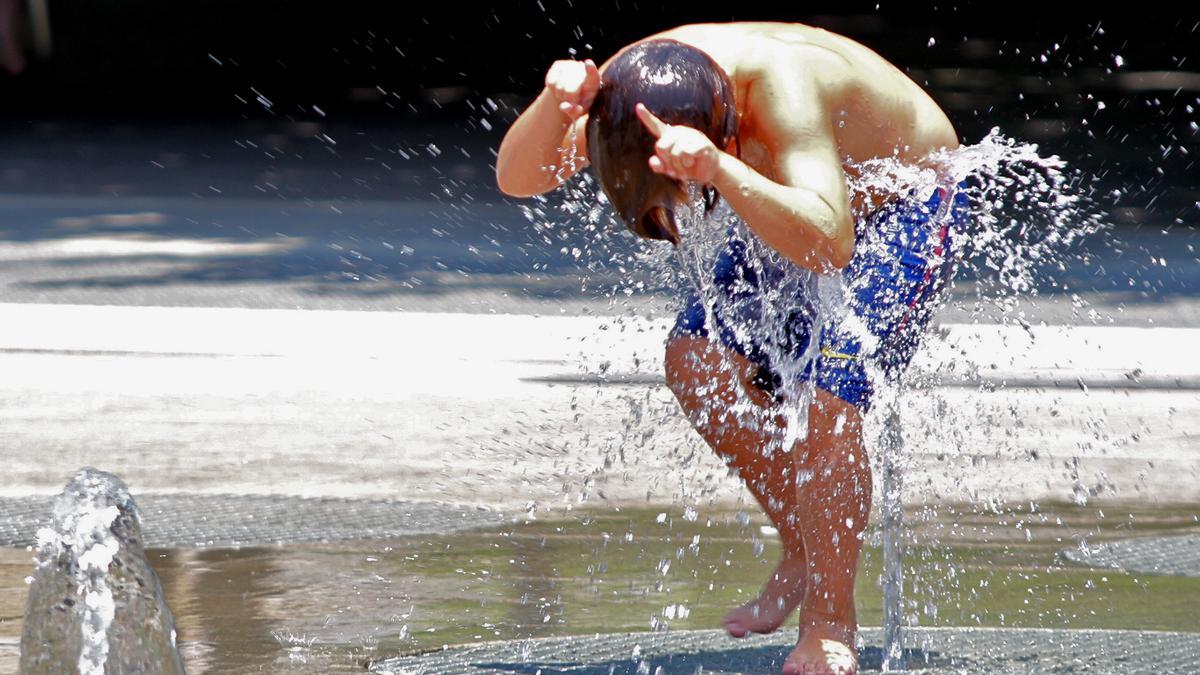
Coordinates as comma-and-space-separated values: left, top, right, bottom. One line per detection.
495, 156, 559, 197
827, 236, 854, 270
494, 156, 520, 196
496, 167, 539, 198
820, 217, 856, 271
495, 145, 531, 197
495, 171, 525, 198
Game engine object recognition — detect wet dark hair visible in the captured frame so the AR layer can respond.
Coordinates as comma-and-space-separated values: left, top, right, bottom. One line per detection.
586, 39, 739, 245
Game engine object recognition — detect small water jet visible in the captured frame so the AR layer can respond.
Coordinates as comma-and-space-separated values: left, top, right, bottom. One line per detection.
19, 467, 185, 675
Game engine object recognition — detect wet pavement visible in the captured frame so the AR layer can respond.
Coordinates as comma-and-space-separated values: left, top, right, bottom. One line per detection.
1064, 533, 1200, 578
0, 494, 509, 549
2, 17, 1198, 674
1, 107, 1197, 675
369, 626, 1200, 674
4, 502, 1199, 673
1, 215, 1196, 669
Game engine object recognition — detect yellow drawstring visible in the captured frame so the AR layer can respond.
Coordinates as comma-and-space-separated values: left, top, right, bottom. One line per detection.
820, 346, 859, 361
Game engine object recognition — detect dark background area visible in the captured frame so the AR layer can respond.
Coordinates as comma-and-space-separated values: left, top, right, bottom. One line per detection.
0, 2, 1195, 315
2, 2, 1196, 112
0, 2, 1197, 218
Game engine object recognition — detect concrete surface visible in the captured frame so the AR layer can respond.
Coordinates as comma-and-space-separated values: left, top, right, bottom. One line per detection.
1063, 534, 1200, 577
0, 493, 509, 549
1, 303, 1197, 508
369, 626, 1200, 674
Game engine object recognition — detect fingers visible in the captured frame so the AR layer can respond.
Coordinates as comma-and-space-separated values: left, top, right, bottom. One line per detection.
636, 103, 717, 180
579, 59, 602, 108
648, 148, 687, 180
636, 103, 669, 138
544, 61, 579, 98
648, 137, 682, 179
648, 155, 689, 183
558, 100, 585, 119
648, 128, 719, 182
546, 59, 602, 119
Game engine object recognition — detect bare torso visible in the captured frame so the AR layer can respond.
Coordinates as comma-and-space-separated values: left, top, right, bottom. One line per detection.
621, 22, 960, 214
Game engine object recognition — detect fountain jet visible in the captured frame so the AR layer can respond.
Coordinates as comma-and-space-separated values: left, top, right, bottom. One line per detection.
19, 467, 185, 675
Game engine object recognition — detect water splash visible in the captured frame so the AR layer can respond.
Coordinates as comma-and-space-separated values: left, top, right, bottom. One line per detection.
19, 468, 185, 675
519, 128, 1105, 667
669, 187, 826, 453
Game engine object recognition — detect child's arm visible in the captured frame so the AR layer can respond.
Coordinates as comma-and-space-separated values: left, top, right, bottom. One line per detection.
496, 59, 598, 197
634, 68, 857, 275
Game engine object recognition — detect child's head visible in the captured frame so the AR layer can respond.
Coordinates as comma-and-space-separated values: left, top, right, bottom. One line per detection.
586, 39, 739, 244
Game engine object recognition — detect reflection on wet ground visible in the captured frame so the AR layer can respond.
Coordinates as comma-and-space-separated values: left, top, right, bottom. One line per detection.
1, 503, 1198, 673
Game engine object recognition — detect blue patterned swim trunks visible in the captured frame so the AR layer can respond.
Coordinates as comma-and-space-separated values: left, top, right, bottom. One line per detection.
671, 183, 971, 412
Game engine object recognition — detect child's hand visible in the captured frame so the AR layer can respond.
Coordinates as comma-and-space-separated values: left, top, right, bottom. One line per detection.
544, 59, 601, 121
637, 103, 721, 183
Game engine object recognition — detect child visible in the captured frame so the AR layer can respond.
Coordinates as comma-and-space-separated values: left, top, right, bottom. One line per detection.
497, 23, 963, 675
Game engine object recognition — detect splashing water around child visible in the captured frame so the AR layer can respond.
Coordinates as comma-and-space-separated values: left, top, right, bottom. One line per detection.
521, 128, 1104, 514
608, 129, 1101, 444
521, 128, 1103, 669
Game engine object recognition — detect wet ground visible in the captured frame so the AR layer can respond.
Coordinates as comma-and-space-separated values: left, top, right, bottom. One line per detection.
1, 42, 1198, 673
3, 503, 1198, 673
372, 627, 1200, 674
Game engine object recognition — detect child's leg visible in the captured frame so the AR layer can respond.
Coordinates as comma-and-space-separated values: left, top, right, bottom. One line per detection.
665, 335, 803, 539
784, 389, 869, 675
666, 335, 857, 639
666, 334, 871, 672
665, 334, 807, 635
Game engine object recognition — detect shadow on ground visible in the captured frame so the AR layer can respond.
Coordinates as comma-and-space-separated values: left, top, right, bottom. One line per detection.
475, 645, 950, 674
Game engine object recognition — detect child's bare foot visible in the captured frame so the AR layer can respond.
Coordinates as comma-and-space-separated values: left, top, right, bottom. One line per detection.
722, 556, 806, 637
781, 614, 858, 675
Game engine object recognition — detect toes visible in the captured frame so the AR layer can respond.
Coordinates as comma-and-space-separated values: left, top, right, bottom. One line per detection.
721, 611, 749, 638
781, 656, 817, 675
784, 639, 858, 675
